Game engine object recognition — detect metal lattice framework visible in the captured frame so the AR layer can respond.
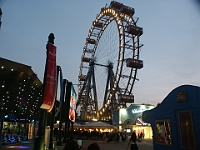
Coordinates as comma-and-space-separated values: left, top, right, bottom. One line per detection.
78, 1, 143, 121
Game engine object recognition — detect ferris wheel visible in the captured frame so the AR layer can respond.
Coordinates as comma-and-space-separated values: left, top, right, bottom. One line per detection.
78, 1, 143, 121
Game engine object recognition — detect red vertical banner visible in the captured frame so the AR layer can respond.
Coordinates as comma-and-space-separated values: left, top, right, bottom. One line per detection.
40, 43, 57, 112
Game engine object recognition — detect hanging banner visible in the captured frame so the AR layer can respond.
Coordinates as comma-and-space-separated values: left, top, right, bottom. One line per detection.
40, 43, 57, 112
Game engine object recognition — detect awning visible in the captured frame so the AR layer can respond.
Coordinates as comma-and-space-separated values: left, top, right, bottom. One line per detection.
54, 122, 82, 128
82, 121, 116, 129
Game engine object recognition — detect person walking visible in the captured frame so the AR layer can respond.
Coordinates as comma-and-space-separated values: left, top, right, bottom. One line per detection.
126, 131, 138, 150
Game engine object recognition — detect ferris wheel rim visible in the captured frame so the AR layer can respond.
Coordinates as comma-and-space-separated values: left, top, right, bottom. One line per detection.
78, 4, 142, 120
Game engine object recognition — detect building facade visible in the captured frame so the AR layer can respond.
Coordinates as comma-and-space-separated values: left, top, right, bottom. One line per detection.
112, 104, 154, 139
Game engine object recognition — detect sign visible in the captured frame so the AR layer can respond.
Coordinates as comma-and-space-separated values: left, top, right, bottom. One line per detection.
118, 94, 134, 103
69, 84, 77, 122
40, 43, 57, 112
132, 108, 146, 114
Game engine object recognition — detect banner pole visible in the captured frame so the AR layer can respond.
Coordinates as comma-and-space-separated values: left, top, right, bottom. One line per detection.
57, 79, 67, 146
33, 33, 55, 150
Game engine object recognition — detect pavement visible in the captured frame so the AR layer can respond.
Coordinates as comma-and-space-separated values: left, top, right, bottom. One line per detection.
0, 139, 153, 150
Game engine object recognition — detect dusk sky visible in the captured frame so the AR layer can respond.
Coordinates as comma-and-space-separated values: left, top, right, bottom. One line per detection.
0, 1, 200, 106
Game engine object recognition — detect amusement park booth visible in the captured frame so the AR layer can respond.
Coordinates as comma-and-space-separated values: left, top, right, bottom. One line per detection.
112, 104, 154, 139
143, 85, 200, 150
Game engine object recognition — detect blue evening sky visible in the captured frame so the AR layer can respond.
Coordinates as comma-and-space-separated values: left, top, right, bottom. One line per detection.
0, 1, 200, 106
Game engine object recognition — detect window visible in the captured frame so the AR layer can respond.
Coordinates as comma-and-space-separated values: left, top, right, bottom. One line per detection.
155, 120, 172, 145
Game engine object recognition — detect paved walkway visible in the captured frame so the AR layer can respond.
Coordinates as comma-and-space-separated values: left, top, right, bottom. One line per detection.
0, 139, 153, 150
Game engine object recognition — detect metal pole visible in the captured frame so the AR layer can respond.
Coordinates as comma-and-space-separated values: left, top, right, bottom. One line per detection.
33, 109, 46, 150
48, 99, 56, 149
0, 8, 2, 29
57, 79, 67, 146
63, 82, 72, 142
49, 65, 61, 149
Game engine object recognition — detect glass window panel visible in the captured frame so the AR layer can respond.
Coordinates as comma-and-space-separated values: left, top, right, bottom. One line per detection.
156, 120, 172, 145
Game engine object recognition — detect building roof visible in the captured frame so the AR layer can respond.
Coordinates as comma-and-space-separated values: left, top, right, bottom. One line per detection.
0, 57, 43, 121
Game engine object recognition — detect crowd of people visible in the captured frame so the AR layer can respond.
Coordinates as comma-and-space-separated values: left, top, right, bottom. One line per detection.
63, 140, 100, 150
63, 131, 140, 150
103, 131, 127, 142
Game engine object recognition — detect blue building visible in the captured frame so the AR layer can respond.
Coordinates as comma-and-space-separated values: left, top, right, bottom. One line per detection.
112, 104, 154, 138
143, 85, 200, 150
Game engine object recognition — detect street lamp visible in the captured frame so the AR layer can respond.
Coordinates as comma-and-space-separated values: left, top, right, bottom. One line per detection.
57, 120, 60, 129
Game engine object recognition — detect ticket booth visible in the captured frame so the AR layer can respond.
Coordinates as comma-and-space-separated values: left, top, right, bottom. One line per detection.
143, 85, 200, 150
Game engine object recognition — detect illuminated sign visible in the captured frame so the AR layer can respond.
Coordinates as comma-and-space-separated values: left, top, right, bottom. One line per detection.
132, 108, 147, 114
69, 84, 77, 122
